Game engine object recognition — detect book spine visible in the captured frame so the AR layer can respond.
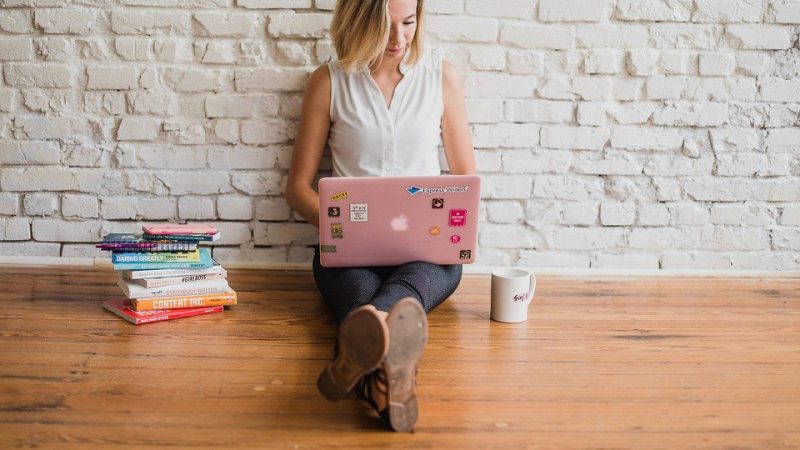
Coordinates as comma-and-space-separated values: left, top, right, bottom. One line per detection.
142, 234, 214, 241
113, 260, 212, 271
122, 266, 221, 279
132, 291, 237, 311
136, 272, 225, 288
112, 251, 200, 263
128, 285, 229, 300
134, 306, 224, 324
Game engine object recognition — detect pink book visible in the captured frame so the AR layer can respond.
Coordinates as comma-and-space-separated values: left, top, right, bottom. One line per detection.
142, 224, 218, 236
102, 298, 223, 325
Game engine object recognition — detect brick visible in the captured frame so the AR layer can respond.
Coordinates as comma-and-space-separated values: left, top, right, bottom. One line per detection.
781, 205, 800, 225
23, 193, 58, 216
111, 11, 191, 35
205, 94, 279, 118
467, 0, 533, 18
472, 123, 539, 148
630, 227, 695, 250
711, 128, 761, 152
241, 119, 291, 145
536, 76, 574, 100
661, 252, 732, 269
230, 171, 282, 196
502, 149, 572, 174
217, 196, 253, 220
234, 68, 307, 93
238, 0, 311, 8
553, 227, 626, 250
660, 50, 691, 74
178, 196, 216, 220
519, 251, 591, 268
5, 64, 72, 88
562, 201, 598, 225
730, 252, 800, 270
644, 153, 714, 176
254, 222, 316, 245
0, 217, 31, 240
35, 9, 96, 34
267, 11, 329, 39
115, 37, 153, 61
468, 46, 505, 71
609, 103, 656, 124
13, 116, 72, 140
117, 117, 161, 141
486, 200, 525, 223
611, 126, 684, 151
765, 128, 800, 152
0, 38, 33, 61
534, 175, 604, 200
427, 16, 498, 44
0, 10, 33, 34
693, 0, 765, 22
61, 194, 99, 219
0, 141, 60, 164
427, 0, 463, 14
255, 197, 291, 221
466, 99, 503, 123
593, 253, 660, 269
483, 175, 533, 199
671, 202, 710, 225
464, 73, 537, 98
616, 0, 693, 21
540, 0, 613, 22
650, 24, 722, 49
600, 202, 636, 226
716, 152, 768, 176
699, 52, 735, 75
760, 78, 800, 102
576, 24, 650, 48
584, 49, 623, 74
500, 25, 574, 50
699, 227, 767, 251
505, 100, 573, 123
646, 76, 686, 100
626, 50, 659, 76
541, 126, 610, 151
32, 219, 103, 242
711, 203, 776, 226
725, 24, 794, 49
0, 193, 19, 216
507, 50, 544, 75
194, 12, 257, 37
638, 204, 671, 226
652, 102, 728, 127
127, 92, 179, 116
480, 224, 539, 248
86, 67, 138, 90
573, 154, 643, 175
577, 102, 607, 126
767, 0, 800, 23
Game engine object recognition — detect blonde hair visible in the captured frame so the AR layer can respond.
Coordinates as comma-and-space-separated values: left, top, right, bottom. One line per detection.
330, 0, 425, 72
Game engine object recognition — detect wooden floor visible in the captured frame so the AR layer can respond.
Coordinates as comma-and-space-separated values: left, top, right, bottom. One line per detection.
1, 266, 799, 449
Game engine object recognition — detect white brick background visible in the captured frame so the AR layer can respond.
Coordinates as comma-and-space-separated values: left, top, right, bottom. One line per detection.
0, 0, 799, 271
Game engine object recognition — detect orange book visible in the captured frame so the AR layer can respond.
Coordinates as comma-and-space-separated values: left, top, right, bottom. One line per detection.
131, 291, 237, 311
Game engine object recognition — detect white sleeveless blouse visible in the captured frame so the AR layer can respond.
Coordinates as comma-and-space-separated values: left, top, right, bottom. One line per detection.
327, 49, 444, 177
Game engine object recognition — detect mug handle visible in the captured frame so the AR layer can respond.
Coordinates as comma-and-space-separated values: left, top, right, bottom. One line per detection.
528, 270, 536, 303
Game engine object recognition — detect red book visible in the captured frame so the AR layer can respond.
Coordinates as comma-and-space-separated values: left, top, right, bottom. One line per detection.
102, 298, 223, 325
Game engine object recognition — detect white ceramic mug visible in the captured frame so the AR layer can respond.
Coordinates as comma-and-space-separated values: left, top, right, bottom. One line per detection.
490, 268, 536, 323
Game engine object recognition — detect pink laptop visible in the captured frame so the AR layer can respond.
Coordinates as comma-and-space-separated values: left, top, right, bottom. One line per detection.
318, 175, 481, 267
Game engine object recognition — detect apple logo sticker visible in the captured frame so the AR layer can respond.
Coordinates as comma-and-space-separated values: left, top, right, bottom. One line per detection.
391, 214, 409, 231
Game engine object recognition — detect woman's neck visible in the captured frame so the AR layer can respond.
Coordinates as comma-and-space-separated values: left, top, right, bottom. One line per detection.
370, 53, 404, 78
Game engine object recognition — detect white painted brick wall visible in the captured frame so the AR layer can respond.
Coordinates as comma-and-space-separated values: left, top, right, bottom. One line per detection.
0, 1, 798, 271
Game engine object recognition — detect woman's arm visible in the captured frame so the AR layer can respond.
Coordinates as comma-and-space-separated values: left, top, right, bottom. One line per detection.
285, 65, 332, 228
441, 60, 476, 176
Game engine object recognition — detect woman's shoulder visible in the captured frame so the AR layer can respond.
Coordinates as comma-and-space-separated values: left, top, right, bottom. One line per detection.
412, 46, 446, 71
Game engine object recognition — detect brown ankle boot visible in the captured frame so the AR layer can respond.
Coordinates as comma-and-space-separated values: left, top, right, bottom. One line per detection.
382, 297, 428, 432
317, 305, 389, 401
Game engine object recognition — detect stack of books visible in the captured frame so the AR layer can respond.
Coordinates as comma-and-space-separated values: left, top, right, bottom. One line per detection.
100, 224, 237, 325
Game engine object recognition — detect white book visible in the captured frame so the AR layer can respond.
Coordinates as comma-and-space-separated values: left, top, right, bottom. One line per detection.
121, 263, 224, 280
134, 269, 228, 288
117, 276, 231, 299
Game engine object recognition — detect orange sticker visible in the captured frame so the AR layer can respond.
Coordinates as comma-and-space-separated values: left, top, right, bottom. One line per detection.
429, 227, 440, 236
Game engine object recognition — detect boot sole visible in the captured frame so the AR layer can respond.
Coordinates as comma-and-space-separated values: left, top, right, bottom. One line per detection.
317, 307, 389, 401
384, 298, 428, 432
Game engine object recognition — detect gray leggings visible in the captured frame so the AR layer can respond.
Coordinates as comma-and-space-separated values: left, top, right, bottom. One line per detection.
312, 246, 463, 324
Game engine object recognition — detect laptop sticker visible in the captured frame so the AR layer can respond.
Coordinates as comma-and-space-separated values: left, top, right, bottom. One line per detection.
321, 245, 337, 253
331, 223, 343, 239
350, 204, 368, 222
429, 227, 440, 236
432, 198, 444, 209
328, 207, 340, 217
449, 209, 467, 227
459, 250, 471, 260
450, 235, 461, 244
330, 191, 349, 201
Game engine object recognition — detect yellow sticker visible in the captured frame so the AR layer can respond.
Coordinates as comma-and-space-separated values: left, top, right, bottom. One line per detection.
330, 191, 349, 201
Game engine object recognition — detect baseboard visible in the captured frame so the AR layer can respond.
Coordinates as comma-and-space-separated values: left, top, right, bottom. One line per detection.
2, 255, 800, 278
